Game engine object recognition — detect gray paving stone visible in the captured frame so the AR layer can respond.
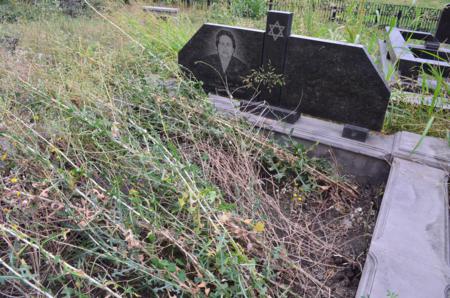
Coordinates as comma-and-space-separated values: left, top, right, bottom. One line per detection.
393, 131, 450, 171
357, 158, 449, 298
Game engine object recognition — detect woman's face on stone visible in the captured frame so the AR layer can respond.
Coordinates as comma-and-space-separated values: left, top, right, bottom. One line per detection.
217, 35, 234, 60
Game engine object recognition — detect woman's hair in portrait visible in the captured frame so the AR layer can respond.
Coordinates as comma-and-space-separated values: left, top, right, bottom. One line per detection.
215, 30, 236, 49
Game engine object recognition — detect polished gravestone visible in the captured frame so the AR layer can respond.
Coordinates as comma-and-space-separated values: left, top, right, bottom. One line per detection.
179, 10, 390, 137
436, 4, 450, 43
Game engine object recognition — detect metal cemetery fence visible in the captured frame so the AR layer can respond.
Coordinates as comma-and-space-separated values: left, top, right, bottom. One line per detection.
171, 0, 441, 33
268, 0, 441, 32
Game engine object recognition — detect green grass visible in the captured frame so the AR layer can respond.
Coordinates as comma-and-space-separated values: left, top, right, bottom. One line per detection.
0, 1, 448, 297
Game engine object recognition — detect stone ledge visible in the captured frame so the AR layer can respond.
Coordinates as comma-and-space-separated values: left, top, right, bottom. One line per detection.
210, 95, 450, 172
356, 158, 449, 298
210, 95, 393, 161
393, 131, 450, 171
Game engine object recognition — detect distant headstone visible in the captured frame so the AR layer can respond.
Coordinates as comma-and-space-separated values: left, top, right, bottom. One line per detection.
179, 10, 390, 132
142, 6, 179, 15
436, 4, 450, 44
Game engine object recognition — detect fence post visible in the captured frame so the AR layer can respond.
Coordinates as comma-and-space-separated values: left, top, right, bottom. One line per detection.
397, 9, 402, 27
331, 5, 337, 21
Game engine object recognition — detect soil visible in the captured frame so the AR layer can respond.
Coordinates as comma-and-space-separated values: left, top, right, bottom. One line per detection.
273, 179, 383, 297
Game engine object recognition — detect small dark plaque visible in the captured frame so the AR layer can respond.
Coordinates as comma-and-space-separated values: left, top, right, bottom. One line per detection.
436, 4, 450, 44
178, 24, 264, 99
342, 124, 369, 142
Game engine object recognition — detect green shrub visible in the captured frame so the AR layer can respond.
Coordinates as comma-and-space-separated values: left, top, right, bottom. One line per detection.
0, 0, 59, 23
231, 0, 266, 19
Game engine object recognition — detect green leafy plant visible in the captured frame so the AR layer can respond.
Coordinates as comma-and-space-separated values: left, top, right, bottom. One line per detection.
230, 0, 266, 19
242, 61, 285, 97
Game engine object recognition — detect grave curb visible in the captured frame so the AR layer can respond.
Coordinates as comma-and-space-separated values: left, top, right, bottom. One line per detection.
210, 94, 450, 298
210, 94, 450, 172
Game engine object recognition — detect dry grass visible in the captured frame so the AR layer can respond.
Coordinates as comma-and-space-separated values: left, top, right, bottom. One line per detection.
0, 2, 421, 297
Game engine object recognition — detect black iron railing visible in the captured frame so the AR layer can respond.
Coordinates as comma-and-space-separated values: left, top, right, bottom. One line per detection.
165, 0, 441, 32
269, 0, 441, 32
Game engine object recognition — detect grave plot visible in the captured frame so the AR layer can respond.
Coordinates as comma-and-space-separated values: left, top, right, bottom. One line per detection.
180, 8, 450, 298
378, 4, 450, 110
0, 7, 395, 297
0, 2, 448, 297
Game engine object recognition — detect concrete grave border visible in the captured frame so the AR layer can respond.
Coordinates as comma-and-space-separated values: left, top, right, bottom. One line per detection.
210, 94, 450, 298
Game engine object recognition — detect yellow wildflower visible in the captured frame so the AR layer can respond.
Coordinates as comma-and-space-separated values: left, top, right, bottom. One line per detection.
253, 221, 265, 233
129, 189, 139, 197
10, 177, 18, 183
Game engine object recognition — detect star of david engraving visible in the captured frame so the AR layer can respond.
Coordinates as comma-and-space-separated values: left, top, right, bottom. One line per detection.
268, 21, 285, 41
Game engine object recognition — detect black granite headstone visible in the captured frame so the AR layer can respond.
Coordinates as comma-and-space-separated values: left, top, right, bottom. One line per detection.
178, 11, 391, 132
178, 24, 264, 99
436, 4, 450, 44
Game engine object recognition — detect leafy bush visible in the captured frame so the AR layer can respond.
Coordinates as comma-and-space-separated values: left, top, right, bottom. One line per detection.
0, 0, 58, 23
231, 0, 266, 19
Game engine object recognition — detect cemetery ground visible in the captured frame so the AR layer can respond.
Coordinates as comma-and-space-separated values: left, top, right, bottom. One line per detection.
0, 1, 448, 297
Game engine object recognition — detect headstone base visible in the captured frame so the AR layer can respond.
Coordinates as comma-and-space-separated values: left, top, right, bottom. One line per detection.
240, 100, 300, 124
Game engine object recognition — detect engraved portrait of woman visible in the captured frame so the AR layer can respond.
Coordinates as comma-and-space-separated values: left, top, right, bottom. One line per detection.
195, 29, 249, 96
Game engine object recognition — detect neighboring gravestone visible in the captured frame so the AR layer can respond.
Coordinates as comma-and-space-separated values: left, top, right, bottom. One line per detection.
179, 10, 390, 136
142, 6, 179, 15
435, 4, 450, 43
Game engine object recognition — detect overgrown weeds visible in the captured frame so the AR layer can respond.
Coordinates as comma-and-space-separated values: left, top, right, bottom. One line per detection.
0, 3, 385, 297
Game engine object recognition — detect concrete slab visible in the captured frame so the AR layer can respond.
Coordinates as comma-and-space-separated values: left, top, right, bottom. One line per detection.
393, 131, 450, 171
357, 158, 449, 298
210, 94, 394, 160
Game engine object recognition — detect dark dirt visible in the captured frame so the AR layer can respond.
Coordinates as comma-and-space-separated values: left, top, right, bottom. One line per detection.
273, 178, 383, 297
